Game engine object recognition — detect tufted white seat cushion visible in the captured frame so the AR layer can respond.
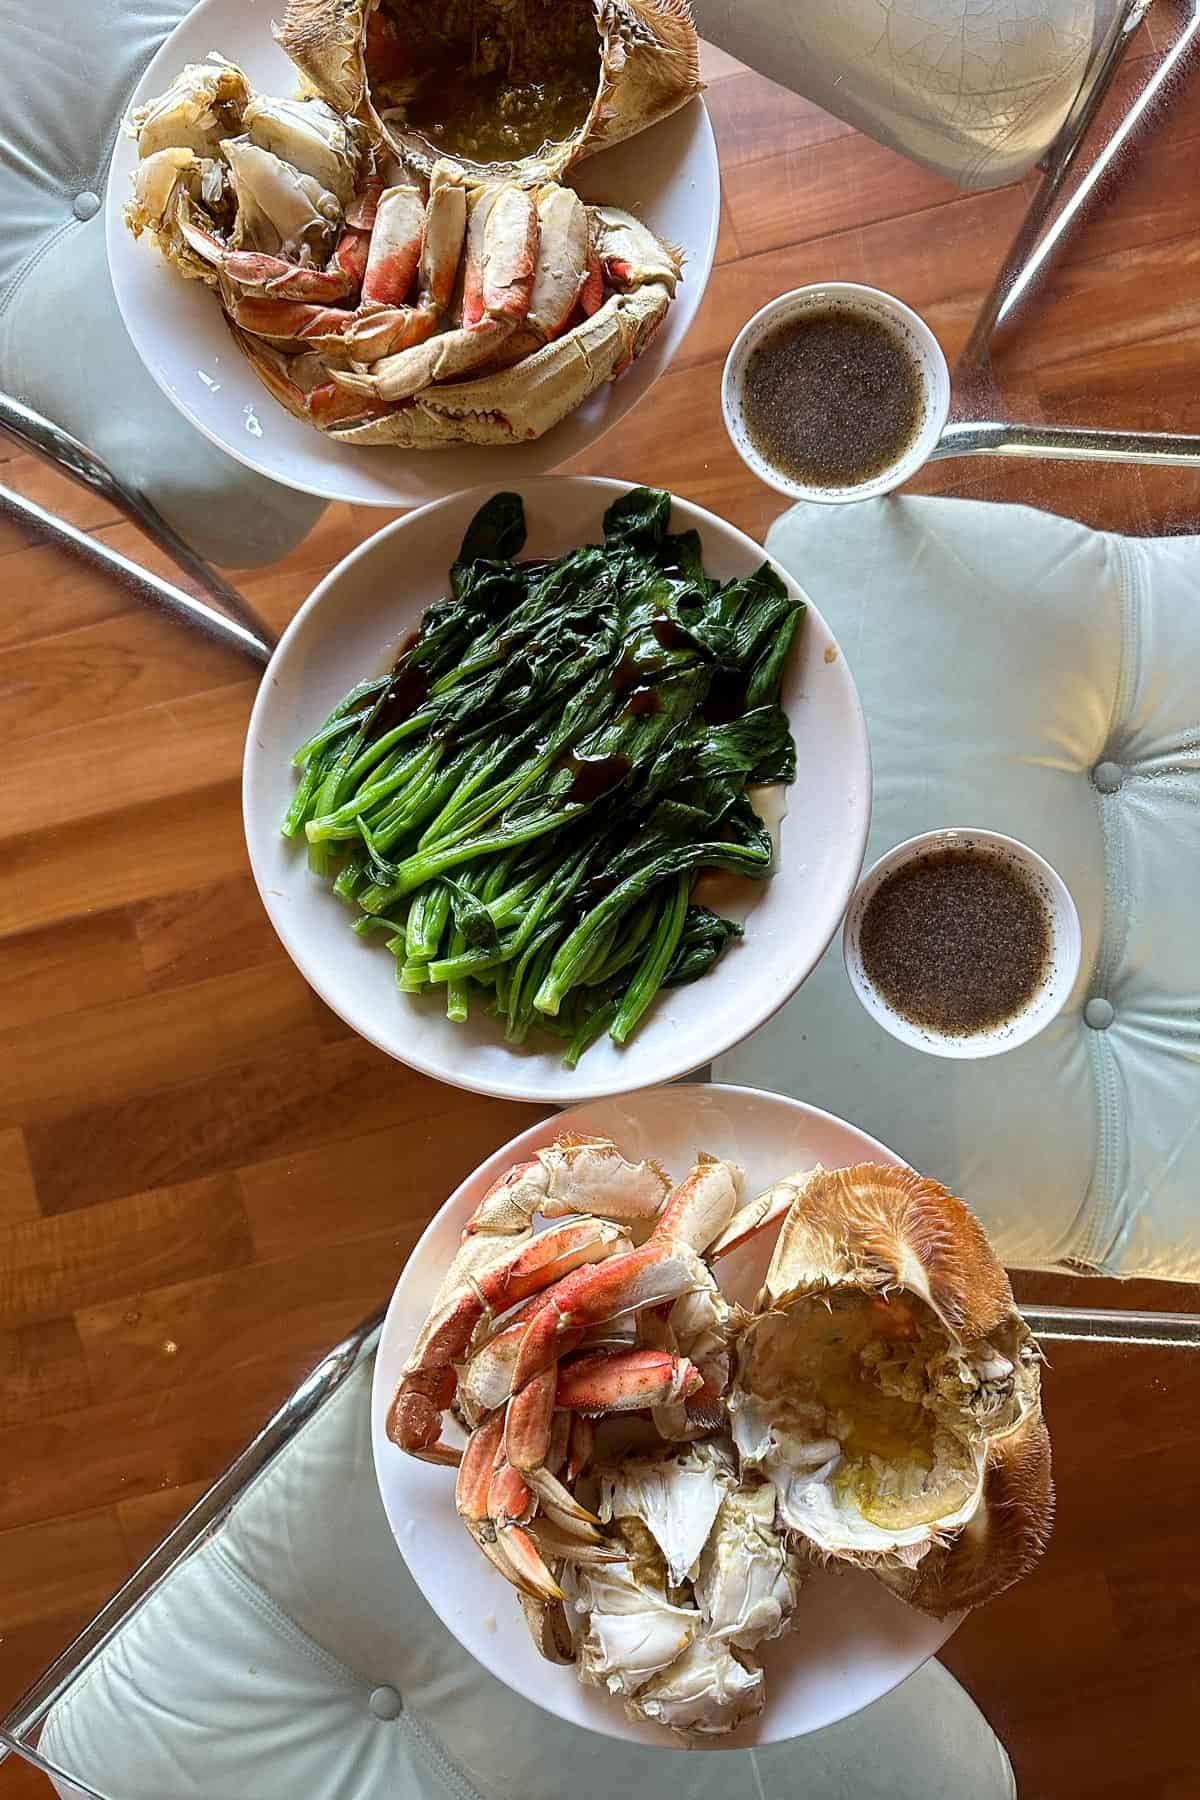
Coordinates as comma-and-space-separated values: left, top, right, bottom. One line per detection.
39, 1360, 1014, 1800
717, 496, 1200, 1281
0, 0, 320, 566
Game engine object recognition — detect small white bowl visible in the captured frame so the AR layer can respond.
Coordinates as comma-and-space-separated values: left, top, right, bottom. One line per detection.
722, 283, 951, 505
842, 828, 1082, 1059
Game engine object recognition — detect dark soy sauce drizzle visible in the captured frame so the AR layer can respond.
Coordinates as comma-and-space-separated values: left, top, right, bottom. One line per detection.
373, 632, 429, 734
859, 847, 1052, 1036
743, 306, 925, 488
561, 752, 633, 803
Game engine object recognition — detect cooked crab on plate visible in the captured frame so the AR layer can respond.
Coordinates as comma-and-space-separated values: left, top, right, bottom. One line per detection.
384, 1132, 1053, 1740
278, 0, 702, 182
122, 0, 697, 448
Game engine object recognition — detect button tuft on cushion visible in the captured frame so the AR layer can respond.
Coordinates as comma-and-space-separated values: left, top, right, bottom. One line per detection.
368, 1684, 403, 1720
1092, 760, 1124, 792
72, 190, 101, 221
1084, 997, 1115, 1030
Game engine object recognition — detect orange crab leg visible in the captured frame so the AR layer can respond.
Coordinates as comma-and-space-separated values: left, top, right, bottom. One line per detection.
389, 1217, 630, 1460
555, 1348, 703, 1414
362, 185, 425, 306
509, 1241, 705, 1393
566, 1413, 596, 1484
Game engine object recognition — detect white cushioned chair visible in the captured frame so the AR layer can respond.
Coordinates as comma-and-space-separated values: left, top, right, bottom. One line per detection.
0, 0, 320, 566
718, 496, 1200, 1282
10, 1330, 1015, 1800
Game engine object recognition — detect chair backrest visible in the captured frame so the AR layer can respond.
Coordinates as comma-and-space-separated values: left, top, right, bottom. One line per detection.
691, 0, 1124, 188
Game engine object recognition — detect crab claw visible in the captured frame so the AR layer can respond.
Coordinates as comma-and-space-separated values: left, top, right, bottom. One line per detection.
343, 173, 466, 361
335, 181, 538, 402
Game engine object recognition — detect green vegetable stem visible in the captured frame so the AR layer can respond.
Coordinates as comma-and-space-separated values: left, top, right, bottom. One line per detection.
281, 489, 802, 1065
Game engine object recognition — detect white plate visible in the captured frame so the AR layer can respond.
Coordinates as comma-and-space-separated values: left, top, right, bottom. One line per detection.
243, 477, 871, 1104
104, 0, 720, 508
370, 1083, 958, 1748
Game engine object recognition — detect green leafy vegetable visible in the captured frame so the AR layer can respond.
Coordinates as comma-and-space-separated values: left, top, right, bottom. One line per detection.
282, 489, 804, 1065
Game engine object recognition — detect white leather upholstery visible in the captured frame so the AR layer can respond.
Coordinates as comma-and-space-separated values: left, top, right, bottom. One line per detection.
692, 0, 1114, 188
717, 496, 1200, 1281
40, 1361, 1015, 1799
0, 0, 320, 565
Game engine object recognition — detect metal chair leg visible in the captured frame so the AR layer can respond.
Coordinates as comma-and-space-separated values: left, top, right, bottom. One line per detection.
958, 0, 1199, 372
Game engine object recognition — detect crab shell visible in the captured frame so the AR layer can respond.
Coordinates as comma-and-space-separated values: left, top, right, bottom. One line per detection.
729, 1164, 1053, 1618
328, 281, 672, 447
274, 0, 702, 184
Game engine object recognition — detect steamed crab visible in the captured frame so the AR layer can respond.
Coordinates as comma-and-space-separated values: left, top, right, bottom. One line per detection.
387, 1135, 1052, 1739
125, 55, 682, 447
277, 0, 703, 185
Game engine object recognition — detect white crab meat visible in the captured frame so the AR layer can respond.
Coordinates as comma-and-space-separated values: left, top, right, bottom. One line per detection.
568, 1561, 700, 1697
598, 1441, 737, 1588
694, 1479, 806, 1650
125, 150, 228, 283
730, 1296, 989, 1563
130, 54, 250, 158
242, 94, 366, 208
629, 1639, 764, 1739
729, 1165, 1051, 1613
221, 138, 341, 263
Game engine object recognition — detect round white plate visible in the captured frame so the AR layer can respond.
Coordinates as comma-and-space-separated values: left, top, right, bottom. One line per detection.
243, 477, 871, 1104
104, 0, 720, 508
370, 1083, 958, 1748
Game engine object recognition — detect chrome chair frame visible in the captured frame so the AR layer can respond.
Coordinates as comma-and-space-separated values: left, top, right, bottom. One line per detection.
960, 0, 1200, 371
1, 1300, 1196, 1786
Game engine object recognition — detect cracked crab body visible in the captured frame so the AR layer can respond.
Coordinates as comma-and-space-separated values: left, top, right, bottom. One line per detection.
729, 1164, 1053, 1616
275, 0, 702, 186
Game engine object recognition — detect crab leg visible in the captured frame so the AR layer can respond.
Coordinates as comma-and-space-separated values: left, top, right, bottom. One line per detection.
361, 184, 424, 304
555, 1348, 703, 1414
456, 1411, 563, 1602
474, 185, 590, 370
388, 1217, 632, 1461
221, 292, 356, 347
503, 1348, 703, 1533
707, 1171, 815, 1261
343, 173, 467, 361
335, 182, 539, 402
177, 209, 353, 302
459, 1286, 639, 1420
508, 1157, 742, 1395
332, 169, 382, 289
228, 329, 390, 430
463, 1133, 669, 1240
566, 1413, 596, 1485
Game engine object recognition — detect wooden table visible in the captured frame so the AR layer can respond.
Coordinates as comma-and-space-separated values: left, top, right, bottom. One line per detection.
4, 28, 1200, 1799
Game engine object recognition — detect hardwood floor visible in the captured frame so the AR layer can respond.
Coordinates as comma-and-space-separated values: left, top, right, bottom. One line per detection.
3, 25, 1200, 1800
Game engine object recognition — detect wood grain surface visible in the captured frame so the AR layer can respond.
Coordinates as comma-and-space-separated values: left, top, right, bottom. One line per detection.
3, 27, 1200, 1800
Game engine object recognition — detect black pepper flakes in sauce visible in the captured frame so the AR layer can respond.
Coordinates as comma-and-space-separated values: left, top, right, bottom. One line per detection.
859, 847, 1052, 1035
743, 307, 925, 488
